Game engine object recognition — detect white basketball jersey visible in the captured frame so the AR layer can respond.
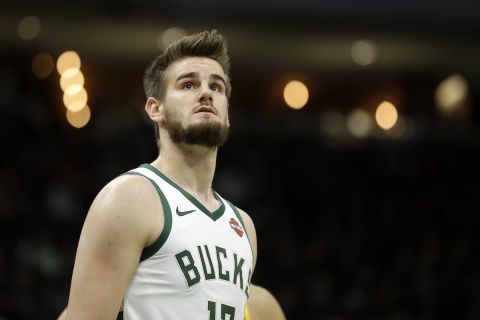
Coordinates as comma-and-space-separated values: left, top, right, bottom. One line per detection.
120, 164, 254, 320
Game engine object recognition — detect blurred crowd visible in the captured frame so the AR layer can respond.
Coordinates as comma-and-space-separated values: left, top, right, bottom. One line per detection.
1, 53, 480, 320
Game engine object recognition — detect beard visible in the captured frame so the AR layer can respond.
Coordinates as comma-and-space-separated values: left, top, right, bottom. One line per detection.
163, 114, 229, 148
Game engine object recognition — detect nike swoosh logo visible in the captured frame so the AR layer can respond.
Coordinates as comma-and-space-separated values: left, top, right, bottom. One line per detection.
176, 207, 196, 216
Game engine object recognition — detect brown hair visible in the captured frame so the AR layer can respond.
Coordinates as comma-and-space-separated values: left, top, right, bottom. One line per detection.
143, 29, 231, 101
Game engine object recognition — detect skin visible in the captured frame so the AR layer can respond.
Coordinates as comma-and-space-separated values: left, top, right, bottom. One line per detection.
247, 285, 286, 320
62, 57, 257, 320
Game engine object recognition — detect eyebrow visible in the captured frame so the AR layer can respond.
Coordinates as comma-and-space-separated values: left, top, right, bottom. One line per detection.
176, 72, 227, 87
211, 74, 227, 88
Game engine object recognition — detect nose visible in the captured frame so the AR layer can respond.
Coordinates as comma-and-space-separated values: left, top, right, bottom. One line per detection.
198, 83, 213, 103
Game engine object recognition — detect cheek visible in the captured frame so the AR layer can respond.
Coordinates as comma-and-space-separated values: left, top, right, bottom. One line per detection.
222, 100, 229, 119
223, 107, 230, 126
163, 93, 190, 116
162, 104, 180, 125
165, 90, 196, 106
217, 95, 228, 109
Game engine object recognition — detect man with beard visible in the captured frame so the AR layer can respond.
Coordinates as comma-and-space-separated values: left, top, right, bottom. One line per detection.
63, 30, 257, 320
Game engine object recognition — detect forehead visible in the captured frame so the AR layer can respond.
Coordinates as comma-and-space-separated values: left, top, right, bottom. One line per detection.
165, 57, 225, 82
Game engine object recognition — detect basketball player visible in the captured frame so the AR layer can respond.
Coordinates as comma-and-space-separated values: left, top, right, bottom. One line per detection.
62, 30, 257, 320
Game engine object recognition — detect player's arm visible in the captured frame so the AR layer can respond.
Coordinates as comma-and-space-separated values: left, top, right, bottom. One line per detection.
237, 208, 258, 270
65, 175, 162, 320
248, 285, 286, 320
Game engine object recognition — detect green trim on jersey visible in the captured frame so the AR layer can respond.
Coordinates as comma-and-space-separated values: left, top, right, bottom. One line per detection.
227, 201, 254, 261
140, 163, 225, 221
122, 172, 173, 262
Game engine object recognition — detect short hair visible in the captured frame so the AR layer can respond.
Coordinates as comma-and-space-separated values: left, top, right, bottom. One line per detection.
143, 29, 231, 101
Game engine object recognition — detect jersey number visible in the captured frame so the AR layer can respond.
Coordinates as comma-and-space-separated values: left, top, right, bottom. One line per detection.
208, 300, 236, 320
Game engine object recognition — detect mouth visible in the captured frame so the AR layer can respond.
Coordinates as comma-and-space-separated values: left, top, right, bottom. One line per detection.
195, 106, 216, 115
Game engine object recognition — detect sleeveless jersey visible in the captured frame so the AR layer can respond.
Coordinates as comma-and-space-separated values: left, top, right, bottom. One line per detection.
121, 164, 254, 320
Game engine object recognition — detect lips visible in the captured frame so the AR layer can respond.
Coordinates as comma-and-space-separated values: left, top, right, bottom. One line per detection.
195, 106, 216, 115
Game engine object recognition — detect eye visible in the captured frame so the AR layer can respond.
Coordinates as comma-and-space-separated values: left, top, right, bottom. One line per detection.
182, 82, 195, 89
210, 83, 223, 92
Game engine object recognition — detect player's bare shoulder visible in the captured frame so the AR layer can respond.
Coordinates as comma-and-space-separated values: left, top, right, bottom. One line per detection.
86, 173, 164, 248
92, 174, 160, 217
66, 173, 165, 319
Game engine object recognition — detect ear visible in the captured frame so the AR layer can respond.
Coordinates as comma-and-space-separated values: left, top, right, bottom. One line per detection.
145, 97, 163, 123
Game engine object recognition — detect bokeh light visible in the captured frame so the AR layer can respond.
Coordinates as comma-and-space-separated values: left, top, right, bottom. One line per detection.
63, 88, 88, 112
351, 40, 378, 66
66, 106, 91, 128
347, 109, 372, 138
60, 70, 85, 95
18, 16, 41, 40
158, 27, 187, 49
435, 74, 468, 113
375, 101, 398, 130
57, 51, 81, 75
283, 80, 309, 110
32, 52, 54, 79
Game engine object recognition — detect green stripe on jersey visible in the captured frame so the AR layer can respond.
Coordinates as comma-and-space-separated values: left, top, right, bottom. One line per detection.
227, 201, 254, 261
122, 172, 172, 262
140, 163, 225, 221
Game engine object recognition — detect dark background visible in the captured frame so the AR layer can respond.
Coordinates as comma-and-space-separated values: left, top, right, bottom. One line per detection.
1, 1, 480, 319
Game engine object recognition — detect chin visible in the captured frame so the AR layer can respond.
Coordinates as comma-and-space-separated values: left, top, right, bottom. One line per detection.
194, 112, 217, 119
194, 117, 221, 125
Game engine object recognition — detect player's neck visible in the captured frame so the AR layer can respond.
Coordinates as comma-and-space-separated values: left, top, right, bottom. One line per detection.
152, 140, 218, 204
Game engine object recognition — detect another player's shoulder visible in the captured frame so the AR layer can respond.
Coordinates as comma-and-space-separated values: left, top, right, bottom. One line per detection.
250, 285, 274, 303
248, 285, 286, 320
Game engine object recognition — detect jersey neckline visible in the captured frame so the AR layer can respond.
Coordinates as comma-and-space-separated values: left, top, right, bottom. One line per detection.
139, 163, 225, 221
